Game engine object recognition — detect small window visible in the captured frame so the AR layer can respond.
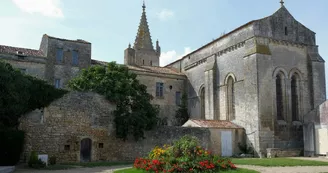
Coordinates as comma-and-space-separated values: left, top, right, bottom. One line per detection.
285, 27, 288, 35
72, 50, 78, 66
99, 143, 104, 148
150, 61, 152, 66
54, 79, 61, 88
156, 82, 164, 97
176, 91, 181, 105
56, 48, 63, 63
64, 145, 70, 151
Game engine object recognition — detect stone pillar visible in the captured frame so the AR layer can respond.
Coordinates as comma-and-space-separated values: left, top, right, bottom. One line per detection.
204, 55, 216, 120
303, 122, 315, 157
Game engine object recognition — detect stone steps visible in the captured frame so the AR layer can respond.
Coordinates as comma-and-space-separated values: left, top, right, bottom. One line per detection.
0, 166, 15, 173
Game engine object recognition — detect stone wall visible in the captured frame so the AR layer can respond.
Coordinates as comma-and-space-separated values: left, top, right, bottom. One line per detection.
43, 35, 92, 88
266, 148, 303, 158
19, 92, 211, 163
133, 71, 186, 126
0, 54, 46, 79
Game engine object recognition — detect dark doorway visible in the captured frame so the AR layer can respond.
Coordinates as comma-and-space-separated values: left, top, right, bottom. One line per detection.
80, 138, 92, 162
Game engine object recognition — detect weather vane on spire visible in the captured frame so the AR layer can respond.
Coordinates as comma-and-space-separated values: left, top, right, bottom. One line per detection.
280, 0, 284, 7
142, 0, 146, 9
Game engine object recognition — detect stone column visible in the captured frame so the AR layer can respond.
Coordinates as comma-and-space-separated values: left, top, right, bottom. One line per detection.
204, 55, 216, 120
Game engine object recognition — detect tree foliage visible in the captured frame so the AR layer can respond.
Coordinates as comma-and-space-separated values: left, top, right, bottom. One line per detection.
0, 61, 68, 128
175, 92, 190, 126
68, 62, 159, 141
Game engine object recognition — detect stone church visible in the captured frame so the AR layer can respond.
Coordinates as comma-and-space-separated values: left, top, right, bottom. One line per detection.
1, 1, 327, 158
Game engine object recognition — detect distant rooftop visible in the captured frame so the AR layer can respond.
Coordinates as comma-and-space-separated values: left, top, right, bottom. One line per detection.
0, 45, 44, 57
45, 34, 91, 44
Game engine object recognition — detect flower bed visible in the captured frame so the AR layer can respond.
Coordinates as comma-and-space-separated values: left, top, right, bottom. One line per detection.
133, 135, 237, 173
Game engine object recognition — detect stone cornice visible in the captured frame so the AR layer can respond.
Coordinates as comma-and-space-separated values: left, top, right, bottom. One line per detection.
184, 41, 246, 71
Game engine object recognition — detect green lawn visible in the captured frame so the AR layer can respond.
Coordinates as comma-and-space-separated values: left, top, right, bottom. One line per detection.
231, 158, 328, 167
114, 168, 259, 173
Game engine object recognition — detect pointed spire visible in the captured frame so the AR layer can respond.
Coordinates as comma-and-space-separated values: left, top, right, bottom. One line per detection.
280, 0, 284, 7
134, 0, 154, 50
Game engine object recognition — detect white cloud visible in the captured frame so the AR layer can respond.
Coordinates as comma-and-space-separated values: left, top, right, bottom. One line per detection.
160, 47, 193, 67
157, 9, 174, 21
12, 0, 64, 18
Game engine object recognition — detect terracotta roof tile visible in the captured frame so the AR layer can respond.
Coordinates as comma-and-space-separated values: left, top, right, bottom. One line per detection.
0, 45, 44, 57
189, 119, 243, 129
91, 59, 108, 66
126, 65, 185, 76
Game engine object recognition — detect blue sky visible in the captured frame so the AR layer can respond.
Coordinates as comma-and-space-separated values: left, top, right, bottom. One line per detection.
0, 0, 327, 68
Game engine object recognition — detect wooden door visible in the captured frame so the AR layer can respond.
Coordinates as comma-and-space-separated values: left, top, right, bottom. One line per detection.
80, 138, 92, 162
221, 131, 233, 157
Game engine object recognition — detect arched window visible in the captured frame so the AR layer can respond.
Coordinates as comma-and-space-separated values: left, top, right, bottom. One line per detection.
291, 74, 300, 121
276, 73, 284, 120
227, 76, 235, 121
200, 87, 205, 119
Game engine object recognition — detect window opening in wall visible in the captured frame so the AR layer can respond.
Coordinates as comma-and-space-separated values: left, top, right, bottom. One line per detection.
72, 50, 79, 65
276, 74, 284, 120
291, 74, 299, 121
176, 91, 181, 105
143, 59, 144, 65
150, 61, 152, 66
285, 27, 288, 35
169, 85, 173, 90
226, 76, 235, 121
98, 143, 104, 148
156, 82, 164, 97
64, 145, 70, 151
56, 48, 64, 63
55, 79, 61, 89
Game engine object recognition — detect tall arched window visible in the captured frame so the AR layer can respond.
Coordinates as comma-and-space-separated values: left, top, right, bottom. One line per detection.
291, 74, 300, 121
200, 87, 205, 119
276, 73, 284, 120
227, 77, 235, 121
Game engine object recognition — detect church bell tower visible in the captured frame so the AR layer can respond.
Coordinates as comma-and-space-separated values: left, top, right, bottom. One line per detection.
124, 1, 161, 66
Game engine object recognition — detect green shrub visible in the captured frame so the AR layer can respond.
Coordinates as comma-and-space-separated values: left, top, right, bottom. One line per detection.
0, 129, 25, 166
134, 135, 237, 173
49, 156, 57, 165
28, 151, 46, 169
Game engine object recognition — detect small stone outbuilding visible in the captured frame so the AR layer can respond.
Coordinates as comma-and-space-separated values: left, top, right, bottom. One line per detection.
183, 119, 246, 157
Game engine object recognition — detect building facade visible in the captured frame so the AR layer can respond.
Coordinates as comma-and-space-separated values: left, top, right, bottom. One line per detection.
167, 4, 326, 156
1, 2, 326, 157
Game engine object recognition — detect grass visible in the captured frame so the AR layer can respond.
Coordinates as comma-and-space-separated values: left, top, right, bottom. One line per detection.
114, 168, 259, 173
231, 158, 328, 167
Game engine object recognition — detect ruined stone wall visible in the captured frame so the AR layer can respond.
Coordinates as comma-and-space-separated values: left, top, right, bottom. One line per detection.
19, 92, 211, 163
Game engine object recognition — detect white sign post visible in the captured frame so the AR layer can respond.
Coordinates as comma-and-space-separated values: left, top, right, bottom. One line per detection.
38, 154, 48, 166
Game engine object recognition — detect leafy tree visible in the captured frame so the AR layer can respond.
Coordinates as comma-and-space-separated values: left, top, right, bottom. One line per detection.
0, 61, 67, 128
175, 92, 190, 126
68, 62, 159, 141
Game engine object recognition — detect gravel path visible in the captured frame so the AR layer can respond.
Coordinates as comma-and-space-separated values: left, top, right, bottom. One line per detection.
238, 165, 328, 173
14, 165, 132, 173
13, 157, 328, 173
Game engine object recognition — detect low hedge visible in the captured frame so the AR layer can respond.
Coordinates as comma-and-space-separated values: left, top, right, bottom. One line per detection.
0, 129, 25, 166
